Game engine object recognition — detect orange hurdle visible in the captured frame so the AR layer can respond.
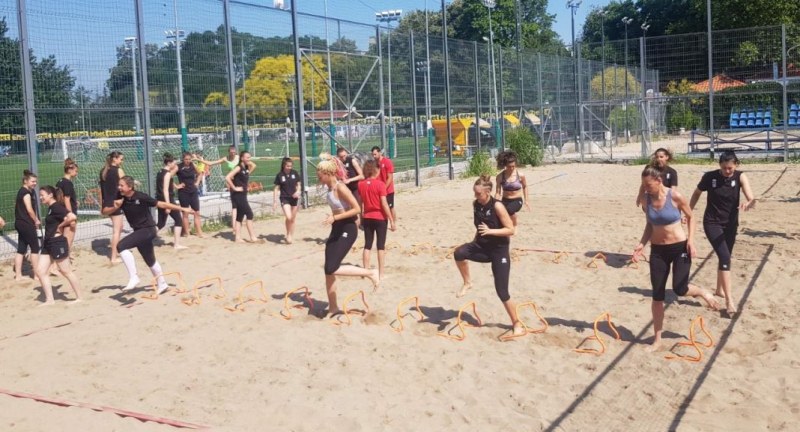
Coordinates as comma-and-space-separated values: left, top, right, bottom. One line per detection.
552, 251, 569, 264
665, 315, 714, 362
586, 252, 608, 268
499, 301, 549, 341
280, 286, 315, 320
390, 296, 426, 333
437, 301, 482, 341
574, 312, 621, 355
142, 272, 186, 300
182, 276, 226, 306
224, 280, 268, 312
332, 290, 370, 326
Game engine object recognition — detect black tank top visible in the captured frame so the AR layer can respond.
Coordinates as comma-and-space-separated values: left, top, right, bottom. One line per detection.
232, 163, 250, 192
14, 187, 36, 226
155, 168, 174, 201
100, 165, 120, 203
698, 170, 742, 225
177, 163, 198, 194
473, 197, 508, 246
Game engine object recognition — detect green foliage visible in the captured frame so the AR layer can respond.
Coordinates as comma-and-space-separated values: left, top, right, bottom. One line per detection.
609, 105, 641, 133
590, 66, 641, 100
666, 101, 700, 133
733, 41, 761, 67
463, 151, 496, 178
505, 127, 544, 167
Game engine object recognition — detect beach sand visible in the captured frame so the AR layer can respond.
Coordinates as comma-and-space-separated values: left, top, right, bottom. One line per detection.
1, 162, 798, 431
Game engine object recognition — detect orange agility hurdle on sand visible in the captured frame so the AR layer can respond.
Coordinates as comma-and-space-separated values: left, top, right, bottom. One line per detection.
499, 301, 549, 341
437, 301, 483, 341
224, 280, 268, 312
182, 276, 226, 306
280, 286, 315, 320
665, 315, 714, 362
552, 251, 570, 264
332, 290, 370, 326
586, 252, 608, 268
142, 272, 186, 300
390, 296, 427, 333
574, 312, 621, 355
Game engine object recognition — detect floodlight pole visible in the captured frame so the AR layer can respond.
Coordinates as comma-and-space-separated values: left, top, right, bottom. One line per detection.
424, 0, 434, 163
324, 0, 336, 153
568, 0, 581, 158
290, 0, 309, 208
125, 37, 141, 135
16, 0, 38, 186
442, 0, 454, 180
706, 0, 715, 159
167, 0, 188, 151
376, 10, 402, 158
622, 16, 632, 143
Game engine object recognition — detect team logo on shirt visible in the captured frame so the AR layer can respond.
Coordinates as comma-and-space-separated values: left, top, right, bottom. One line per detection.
135, 199, 140, 205
712, 179, 717, 188
291, 174, 296, 179
342, 232, 348, 238
486, 209, 492, 216
730, 180, 736, 187
281, 175, 286, 182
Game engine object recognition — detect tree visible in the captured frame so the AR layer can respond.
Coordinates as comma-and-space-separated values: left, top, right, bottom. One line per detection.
590, 66, 641, 100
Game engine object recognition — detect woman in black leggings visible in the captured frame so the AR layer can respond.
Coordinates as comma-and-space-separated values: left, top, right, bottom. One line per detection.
102, 176, 190, 293
689, 151, 756, 314
155, 153, 186, 249
357, 159, 396, 281
633, 165, 718, 351
317, 155, 379, 317
453, 175, 522, 336
225, 150, 257, 243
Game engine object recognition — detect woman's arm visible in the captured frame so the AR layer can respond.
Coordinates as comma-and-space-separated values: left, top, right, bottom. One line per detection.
156, 200, 190, 212
673, 190, 697, 256
739, 173, 756, 211
348, 159, 365, 183
380, 196, 395, 230
56, 212, 77, 234
200, 157, 226, 167
22, 194, 40, 226
520, 173, 531, 210
478, 202, 515, 237
101, 198, 124, 216
225, 166, 242, 191
494, 173, 503, 200
162, 171, 173, 202
118, 167, 126, 178
636, 183, 646, 207
294, 179, 302, 198
632, 222, 653, 262
689, 187, 703, 211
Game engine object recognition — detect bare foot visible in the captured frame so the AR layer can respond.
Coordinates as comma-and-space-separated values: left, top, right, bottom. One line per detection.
645, 338, 663, 352
110, 258, 122, 265
285, 236, 293, 245
196, 233, 206, 239
67, 299, 82, 305
714, 288, 725, 298
14, 276, 25, 282
456, 283, 472, 298
234, 239, 246, 244
368, 269, 381, 292
726, 300, 738, 314
328, 308, 343, 318
512, 322, 526, 336
699, 291, 720, 311
174, 245, 188, 250
38, 301, 55, 307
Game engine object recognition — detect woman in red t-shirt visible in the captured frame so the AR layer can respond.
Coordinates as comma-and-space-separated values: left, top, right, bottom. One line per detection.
357, 160, 396, 282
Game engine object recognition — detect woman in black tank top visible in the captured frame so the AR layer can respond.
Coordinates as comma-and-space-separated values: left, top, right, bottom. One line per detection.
14, 170, 41, 281
225, 151, 257, 243
453, 175, 524, 338
99, 151, 125, 264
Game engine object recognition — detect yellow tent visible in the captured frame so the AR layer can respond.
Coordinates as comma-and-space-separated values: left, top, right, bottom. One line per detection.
431, 118, 473, 156
503, 114, 520, 127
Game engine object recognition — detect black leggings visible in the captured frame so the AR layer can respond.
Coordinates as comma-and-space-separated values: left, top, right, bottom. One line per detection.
649, 241, 691, 301
362, 218, 387, 250
117, 227, 157, 267
454, 241, 511, 302
324, 218, 357, 275
157, 201, 181, 230
231, 192, 253, 222
16, 223, 40, 254
704, 222, 737, 271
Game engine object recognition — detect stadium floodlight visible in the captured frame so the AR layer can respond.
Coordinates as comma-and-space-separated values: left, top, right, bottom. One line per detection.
481, 0, 496, 8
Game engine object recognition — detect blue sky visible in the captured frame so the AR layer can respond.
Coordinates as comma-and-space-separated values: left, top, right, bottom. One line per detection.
1, 0, 610, 92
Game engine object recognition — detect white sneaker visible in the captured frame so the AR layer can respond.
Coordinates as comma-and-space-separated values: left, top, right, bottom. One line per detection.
157, 281, 169, 295
122, 275, 140, 291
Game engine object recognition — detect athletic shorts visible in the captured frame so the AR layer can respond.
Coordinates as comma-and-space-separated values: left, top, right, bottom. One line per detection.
280, 196, 298, 207
178, 190, 200, 211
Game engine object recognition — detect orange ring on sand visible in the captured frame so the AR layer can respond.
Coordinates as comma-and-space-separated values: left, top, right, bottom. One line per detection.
574, 312, 621, 355
182, 276, 226, 306
665, 315, 714, 362
586, 253, 608, 269
332, 290, 370, 326
390, 296, 426, 333
437, 301, 482, 341
280, 286, 315, 320
142, 272, 185, 300
499, 301, 549, 341
552, 251, 569, 264
224, 280, 268, 312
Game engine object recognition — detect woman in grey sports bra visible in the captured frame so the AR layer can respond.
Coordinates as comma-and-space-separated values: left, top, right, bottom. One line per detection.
200, 145, 240, 226
494, 150, 529, 226
631, 166, 718, 352
317, 155, 379, 318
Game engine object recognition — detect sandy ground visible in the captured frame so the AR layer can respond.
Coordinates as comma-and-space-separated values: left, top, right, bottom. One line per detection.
1, 162, 799, 431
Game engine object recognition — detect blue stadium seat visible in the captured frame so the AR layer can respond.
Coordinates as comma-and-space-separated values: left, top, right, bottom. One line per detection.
791, 111, 798, 119
740, 111, 748, 119
756, 111, 763, 119
730, 120, 739, 128
731, 112, 739, 120
764, 118, 772, 127
746, 119, 755, 127
748, 111, 756, 119
765, 110, 772, 119
790, 118, 799, 127
755, 119, 763, 127
791, 103, 799, 111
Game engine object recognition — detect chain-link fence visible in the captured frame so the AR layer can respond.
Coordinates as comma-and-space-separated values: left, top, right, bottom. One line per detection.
2, 0, 799, 258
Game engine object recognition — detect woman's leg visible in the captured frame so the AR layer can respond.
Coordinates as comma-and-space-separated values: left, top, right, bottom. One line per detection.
55, 257, 82, 301
35, 254, 55, 305
325, 274, 339, 315
453, 242, 490, 297
362, 219, 376, 270
375, 220, 388, 280
648, 246, 670, 350
705, 223, 735, 311
324, 221, 378, 290
110, 214, 123, 263
192, 210, 204, 237
14, 253, 25, 281
282, 204, 294, 243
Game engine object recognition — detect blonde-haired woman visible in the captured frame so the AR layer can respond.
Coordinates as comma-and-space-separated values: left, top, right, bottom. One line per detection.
317, 155, 379, 317
453, 175, 523, 336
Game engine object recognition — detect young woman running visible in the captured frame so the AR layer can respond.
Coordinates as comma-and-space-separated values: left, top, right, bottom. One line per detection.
36, 186, 82, 305
494, 150, 530, 226
102, 176, 191, 292
155, 153, 186, 249
226, 150, 257, 243
358, 159, 396, 281
176, 152, 204, 237
55, 158, 79, 249
632, 166, 719, 350
317, 155, 379, 317
371, 146, 396, 222
14, 170, 41, 281
689, 151, 756, 314
200, 145, 239, 224
99, 151, 125, 263
273, 157, 301, 244
636, 147, 679, 207
454, 175, 523, 336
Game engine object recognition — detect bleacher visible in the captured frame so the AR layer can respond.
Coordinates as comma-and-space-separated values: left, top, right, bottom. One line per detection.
729, 104, 800, 129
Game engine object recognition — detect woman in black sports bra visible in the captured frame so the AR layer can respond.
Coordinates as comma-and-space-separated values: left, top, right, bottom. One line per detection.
99, 151, 125, 263
494, 150, 529, 226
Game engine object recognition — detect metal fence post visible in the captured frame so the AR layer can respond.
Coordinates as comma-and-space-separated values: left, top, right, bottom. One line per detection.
16, 0, 38, 180
537, 53, 544, 141
498, 48, 506, 149
782, 24, 789, 161
134, 0, 154, 196
290, 0, 309, 208
640, 36, 648, 158
410, 33, 421, 187
442, 0, 454, 180
707, 0, 715, 159
377, 26, 387, 152
474, 41, 481, 153
223, 0, 240, 152
577, 43, 584, 161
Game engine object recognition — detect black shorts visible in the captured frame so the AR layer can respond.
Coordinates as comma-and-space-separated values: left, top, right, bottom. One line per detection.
103, 199, 123, 216
502, 198, 523, 216
178, 190, 200, 211
280, 196, 298, 207
386, 193, 395, 209
16, 223, 40, 255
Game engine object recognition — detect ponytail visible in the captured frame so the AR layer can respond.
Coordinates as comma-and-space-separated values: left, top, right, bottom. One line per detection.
22, 169, 37, 183
63, 157, 77, 173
